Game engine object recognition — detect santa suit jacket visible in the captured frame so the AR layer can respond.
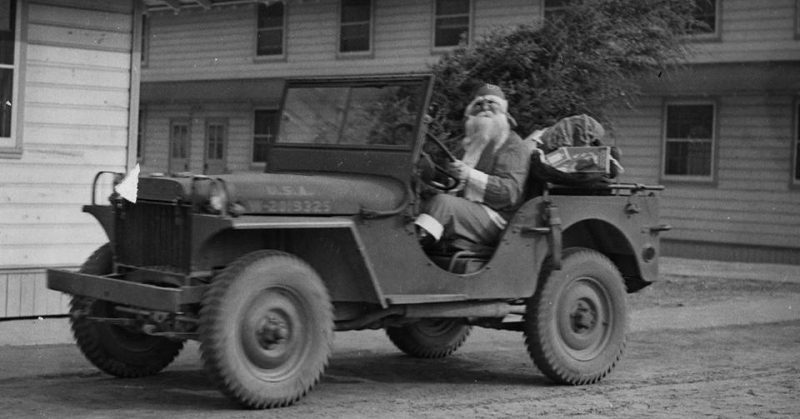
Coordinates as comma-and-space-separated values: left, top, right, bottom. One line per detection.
459, 131, 531, 223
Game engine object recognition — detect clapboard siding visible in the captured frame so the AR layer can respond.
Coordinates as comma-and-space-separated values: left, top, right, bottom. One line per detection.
144, 0, 542, 82
140, 0, 800, 82
689, 0, 800, 63
141, 103, 256, 174
608, 92, 800, 251
1, 1, 135, 318
137, 0, 800, 267
607, 97, 664, 184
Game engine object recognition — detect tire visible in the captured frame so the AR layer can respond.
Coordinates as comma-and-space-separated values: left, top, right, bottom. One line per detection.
199, 250, 334, 409
523, 248, 627, 385
70, 243, 185, 378
386, 318, 471, 358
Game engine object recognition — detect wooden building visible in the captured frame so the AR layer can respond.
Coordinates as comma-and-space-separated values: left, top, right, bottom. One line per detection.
0, 0, 138, 318
138, 0, 800, 265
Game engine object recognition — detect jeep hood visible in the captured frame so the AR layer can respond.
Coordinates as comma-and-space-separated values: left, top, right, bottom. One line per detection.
137, 172, 407, 215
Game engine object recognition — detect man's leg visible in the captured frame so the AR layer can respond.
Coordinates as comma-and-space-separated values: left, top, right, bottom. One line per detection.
415, 194, 501, 246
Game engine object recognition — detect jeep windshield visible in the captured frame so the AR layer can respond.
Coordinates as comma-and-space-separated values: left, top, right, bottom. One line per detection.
277, 79, 429, 149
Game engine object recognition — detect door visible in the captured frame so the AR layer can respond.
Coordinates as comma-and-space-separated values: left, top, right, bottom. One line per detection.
205, 119, 227, 174
169, 119, 190, 173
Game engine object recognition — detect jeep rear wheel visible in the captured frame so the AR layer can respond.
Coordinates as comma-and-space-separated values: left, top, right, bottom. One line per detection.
70, 244, 184, 378
523, 248, 627, 385
199, 250, 333, 409
386, 318, 471, 358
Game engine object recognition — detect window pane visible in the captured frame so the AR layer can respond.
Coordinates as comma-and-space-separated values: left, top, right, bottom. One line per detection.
436, 0, 469, 15
544, 0, 571, 7
340, 23, 370, 52
796, 104, 800, 181
689, 0, 716, 34
795, 142, 799, 181
666, 105, 713, 139
0, 68, 11, 137
257, 29, 283, 55
544, 0, 571, 20
253, 110, 278, 162
665, 104, 714, 177
665, 141, 711, 176
0, 0, 15, 65
278, 81, 425, 147
258, 3, 284, 28
435, 16, 469, 47
280, 87, 348, 144
207, 125, 224, 160
171, 125, 188, 159
342, 0, 370, 23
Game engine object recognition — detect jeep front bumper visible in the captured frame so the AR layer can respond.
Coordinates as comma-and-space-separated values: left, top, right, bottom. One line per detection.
47, 269, 206, 312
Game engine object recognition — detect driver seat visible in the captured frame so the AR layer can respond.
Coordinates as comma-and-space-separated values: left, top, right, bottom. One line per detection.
426, 238, 494, 274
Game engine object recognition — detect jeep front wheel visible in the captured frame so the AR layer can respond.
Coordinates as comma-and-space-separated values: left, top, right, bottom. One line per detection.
199, 250, 333, 409
386, 318, 471, 358
70, 244, 184, 378
523, 248, 627, 385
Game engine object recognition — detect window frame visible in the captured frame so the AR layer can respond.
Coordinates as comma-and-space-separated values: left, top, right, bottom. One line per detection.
205, 118, 227, 162
338, 0, 373, 56
542, 0, 571, 22
168, 118, 191, 173
792, 98, 800, 188
140, 12, 149, 68
137, 107, 146, 164
660, 99, 718, 184
252, 108, 279, 167
795, 0, 800, 40
0, 0, 24, 159
685, 0, 721, 41
254, 1, 287, 60
431, 0, 473, 52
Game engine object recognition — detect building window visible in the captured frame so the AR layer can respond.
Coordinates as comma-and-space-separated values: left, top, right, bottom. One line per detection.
0, 0, 20, 157
206, 121, 225, 161
663, 102, 715, 181
796, 0, 800, 39
433, 0, 471, 49
794, 101, 800, 184
170, 120, 190, 172
257, 2, 285, 57
141, 13, 149, 67
137, 109, 145, 162
339, 0, 371, 53
543, 0, 570, 21
687, 0, 719, 37
253, 109, 279, 163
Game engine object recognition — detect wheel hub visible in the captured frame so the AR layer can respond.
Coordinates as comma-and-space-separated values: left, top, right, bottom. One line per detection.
557, 276, 613, 361
570, 299, 597, 333
257, 315, 290, 350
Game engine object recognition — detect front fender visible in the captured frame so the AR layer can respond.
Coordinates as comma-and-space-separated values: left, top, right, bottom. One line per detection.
83, 205, 114, 241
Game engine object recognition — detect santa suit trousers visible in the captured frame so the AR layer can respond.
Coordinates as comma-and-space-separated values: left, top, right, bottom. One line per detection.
422, 193, 503, 247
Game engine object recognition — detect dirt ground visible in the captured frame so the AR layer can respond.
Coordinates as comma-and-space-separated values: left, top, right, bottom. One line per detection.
0, 272, 798, 418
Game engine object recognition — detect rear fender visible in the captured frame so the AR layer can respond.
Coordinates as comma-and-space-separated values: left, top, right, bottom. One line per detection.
561, 219, 655, 292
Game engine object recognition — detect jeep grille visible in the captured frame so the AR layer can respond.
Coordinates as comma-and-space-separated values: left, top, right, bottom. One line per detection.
115, 201, 191, 272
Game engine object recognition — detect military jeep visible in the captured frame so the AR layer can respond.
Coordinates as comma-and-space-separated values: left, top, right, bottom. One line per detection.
47, 74, 668, 409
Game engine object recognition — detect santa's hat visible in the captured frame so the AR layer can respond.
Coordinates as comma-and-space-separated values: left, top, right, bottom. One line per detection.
464, 83, 517, 127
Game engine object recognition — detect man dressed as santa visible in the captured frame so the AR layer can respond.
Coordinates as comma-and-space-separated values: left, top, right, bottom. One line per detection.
415, 83, 531, 250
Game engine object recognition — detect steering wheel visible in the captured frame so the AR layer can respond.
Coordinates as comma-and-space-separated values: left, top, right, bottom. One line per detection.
418, 132, 460, 191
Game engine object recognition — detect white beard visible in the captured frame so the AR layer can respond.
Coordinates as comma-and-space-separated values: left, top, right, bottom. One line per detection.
462, 113, 510, 167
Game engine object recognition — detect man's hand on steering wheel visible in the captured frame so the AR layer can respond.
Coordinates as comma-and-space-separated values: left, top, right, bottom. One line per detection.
418, 132, 460, 191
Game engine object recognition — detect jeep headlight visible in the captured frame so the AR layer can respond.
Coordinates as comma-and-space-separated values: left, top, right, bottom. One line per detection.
206, 180, 228, 214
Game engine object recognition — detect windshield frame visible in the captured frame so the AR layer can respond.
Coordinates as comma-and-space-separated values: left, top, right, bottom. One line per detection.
274, 75, 431, 152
